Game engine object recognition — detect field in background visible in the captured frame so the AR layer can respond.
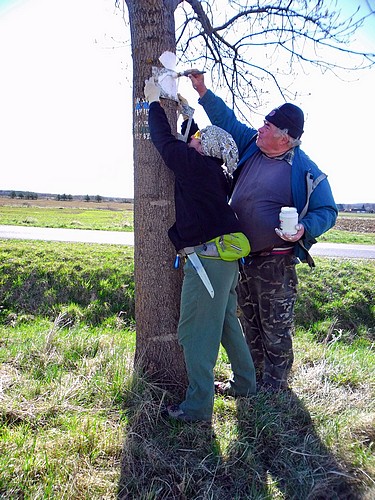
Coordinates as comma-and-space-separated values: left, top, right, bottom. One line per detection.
0, 196, 133, 210
319, 214, 375, 245
0, 197, 134, 232
1, 196, 375, 244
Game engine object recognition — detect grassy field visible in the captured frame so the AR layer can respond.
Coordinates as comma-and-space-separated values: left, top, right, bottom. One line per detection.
0, 196, 374, 244
0, 237, 374, 499
0, 198, 134, 232
318, 214, 375, 245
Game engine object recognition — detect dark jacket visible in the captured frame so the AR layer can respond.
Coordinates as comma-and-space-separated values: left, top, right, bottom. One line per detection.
148, 102, 242, 251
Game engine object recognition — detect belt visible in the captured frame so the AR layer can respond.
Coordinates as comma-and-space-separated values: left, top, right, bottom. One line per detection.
191, 241, 220, 259
177, 241, 220, 263
248, 246, 294, 258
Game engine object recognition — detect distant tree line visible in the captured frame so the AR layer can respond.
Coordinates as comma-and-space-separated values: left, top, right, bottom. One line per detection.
57, 194, 73, 201
10, 191, 38, 200
4, 190, 133, 204
57, 194, 103, 202
337, 203, 375, 213
84, 194, 103, 203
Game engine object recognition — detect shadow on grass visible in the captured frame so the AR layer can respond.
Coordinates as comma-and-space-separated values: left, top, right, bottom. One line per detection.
231, 390, 362, 499
117, 382, 221, 498
118, 384, 365, 499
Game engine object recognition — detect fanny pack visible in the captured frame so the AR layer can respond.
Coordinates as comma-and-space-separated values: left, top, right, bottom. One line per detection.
208, 232, 251, 261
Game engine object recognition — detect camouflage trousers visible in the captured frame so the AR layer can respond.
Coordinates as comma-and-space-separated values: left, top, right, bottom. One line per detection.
237, 254, 298, 389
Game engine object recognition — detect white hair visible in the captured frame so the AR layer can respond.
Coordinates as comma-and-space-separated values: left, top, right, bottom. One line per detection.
277, 127, 302, 147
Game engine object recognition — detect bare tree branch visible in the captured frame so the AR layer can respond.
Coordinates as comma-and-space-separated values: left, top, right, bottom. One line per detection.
174, 0, 375, 115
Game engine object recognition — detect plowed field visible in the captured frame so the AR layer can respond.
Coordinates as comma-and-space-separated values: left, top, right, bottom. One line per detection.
334, 217, 375, 233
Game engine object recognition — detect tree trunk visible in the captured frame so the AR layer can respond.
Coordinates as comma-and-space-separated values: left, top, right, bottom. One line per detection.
125, 0, 188, 394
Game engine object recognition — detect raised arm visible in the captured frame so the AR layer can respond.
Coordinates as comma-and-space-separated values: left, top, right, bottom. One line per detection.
144, 79, 190, 176
189, 74, 257, 159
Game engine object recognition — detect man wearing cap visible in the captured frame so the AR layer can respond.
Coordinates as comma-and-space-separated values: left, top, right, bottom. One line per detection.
189, 74, 337, 392
143, 78, 256, 422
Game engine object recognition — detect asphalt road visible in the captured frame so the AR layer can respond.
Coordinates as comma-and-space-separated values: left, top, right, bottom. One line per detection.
1, 225, 374, 259
0, 225, 134, 246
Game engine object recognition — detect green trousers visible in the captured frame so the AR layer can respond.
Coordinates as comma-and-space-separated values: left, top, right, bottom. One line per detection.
178, 256, 256, 421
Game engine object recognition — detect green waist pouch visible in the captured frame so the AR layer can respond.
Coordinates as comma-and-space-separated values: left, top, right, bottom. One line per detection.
209, 232, 251, 261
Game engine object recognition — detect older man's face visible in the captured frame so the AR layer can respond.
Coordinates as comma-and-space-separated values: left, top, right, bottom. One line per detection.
256, 120, 285, 155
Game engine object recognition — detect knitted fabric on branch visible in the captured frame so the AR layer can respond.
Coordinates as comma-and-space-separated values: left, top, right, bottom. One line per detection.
201, 125, 239, 173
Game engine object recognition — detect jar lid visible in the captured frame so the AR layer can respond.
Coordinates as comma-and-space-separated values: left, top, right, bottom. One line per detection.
280, 206, 297, 213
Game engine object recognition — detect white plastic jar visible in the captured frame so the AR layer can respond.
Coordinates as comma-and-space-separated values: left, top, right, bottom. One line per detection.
279, 207, 299, 235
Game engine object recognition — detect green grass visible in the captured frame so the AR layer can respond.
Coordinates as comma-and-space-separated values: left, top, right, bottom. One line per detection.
0, 205, 134, 232
0, 241, 374, 499
318, 229, 375, 245
318, 213, 375, 245
0, 318, 135, 498
337, 212, 375, 218
0, 240, 134, 323
295, 258, 374, 340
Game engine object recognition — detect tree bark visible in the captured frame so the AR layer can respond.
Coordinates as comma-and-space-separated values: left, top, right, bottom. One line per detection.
125, 0, 188, 394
